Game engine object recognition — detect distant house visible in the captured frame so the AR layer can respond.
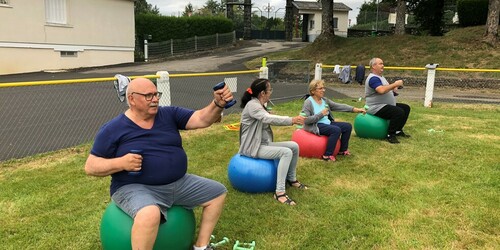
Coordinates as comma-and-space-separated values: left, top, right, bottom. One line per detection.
0, 0, 135, 75
292, 1, 352, 42
388, 13, 409, 25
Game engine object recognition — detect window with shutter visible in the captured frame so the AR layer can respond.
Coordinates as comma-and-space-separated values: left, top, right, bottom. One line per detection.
45, 0, 67, 24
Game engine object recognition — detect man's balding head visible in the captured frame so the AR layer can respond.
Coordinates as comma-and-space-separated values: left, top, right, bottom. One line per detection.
126, 78, 156, 106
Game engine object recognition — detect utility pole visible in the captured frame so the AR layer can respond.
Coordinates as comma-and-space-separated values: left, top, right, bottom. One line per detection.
376, 0, 379, 31
263, 3, 274, 20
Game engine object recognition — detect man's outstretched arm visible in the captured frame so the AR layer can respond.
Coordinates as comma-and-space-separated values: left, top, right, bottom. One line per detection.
186, 84, 234, 129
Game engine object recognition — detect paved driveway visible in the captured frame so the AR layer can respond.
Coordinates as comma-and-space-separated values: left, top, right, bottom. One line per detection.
0, 40, 308, 82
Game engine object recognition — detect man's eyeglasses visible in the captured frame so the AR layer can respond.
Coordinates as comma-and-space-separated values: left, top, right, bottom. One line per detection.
316, 87, 326, 90
131, 92, 162, 101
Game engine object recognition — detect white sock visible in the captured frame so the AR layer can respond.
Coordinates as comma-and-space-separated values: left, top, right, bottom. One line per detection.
193, 245, 207, 250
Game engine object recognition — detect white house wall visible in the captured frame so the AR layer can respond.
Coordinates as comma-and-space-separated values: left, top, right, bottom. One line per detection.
335, 12, 349, 37
307, 14, 322, 42
0, 0, 135, 75
301, 10, 350, 42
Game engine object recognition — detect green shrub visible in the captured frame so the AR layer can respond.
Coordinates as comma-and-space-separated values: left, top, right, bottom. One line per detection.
135, 14, 233, 42
457, 0, 489, 27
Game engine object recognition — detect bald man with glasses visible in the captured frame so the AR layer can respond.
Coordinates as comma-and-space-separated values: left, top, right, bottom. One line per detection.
85, 77, 233, 250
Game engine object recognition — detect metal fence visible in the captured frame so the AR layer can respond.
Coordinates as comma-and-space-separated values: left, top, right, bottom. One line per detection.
235, 30, 286, 40
353, 5, 459, 36
0, 62, 312, 162
267, 60, 312, 101
315, 64, 500, 106
0, 80, 126, 162
144, 32, 236, 61
1, 59, 497, 162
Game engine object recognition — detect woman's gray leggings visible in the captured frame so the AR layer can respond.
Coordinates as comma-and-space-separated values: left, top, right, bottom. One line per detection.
256, 141, 299, 193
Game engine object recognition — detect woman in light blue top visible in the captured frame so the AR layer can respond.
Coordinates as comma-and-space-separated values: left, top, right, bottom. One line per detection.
302, 79, 366, 161
239, 78, 306, 206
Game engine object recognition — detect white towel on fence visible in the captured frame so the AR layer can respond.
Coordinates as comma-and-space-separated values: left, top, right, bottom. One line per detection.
113, 74, 131, 102
333, 65, 341, 74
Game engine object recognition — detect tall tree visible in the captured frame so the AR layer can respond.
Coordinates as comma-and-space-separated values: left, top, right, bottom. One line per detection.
395, 0, 407, 35
285, 0, 294, 41
356, 0, 387, 25
135, 0, 160, 15
483, 0, 499, 45
243, 0, 252, 40
183, 3, 194, 17
199, 0, 225, 16
316, 0, 335, 41
408, 0, 445, 36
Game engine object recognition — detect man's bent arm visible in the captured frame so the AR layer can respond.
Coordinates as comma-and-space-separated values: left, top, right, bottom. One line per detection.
375, 80, 403, 94
85, 154, 128, 177
185, 100, 223, 129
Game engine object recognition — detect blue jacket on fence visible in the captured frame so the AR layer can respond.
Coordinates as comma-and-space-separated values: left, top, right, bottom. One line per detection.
355, 64, 366, 85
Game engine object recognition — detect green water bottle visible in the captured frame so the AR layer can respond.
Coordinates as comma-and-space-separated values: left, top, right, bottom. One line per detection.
363, 105, 369, 115
296, 112, 306, 129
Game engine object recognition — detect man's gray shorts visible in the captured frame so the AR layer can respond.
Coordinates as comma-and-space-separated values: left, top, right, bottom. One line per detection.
112, 174, 227, 222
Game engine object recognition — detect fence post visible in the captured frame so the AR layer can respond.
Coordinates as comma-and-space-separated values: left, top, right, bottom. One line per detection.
314, 63, 322, 80
156, 71, 171, 107
195, 36, 198, 51
144, 39, 148, 62
171, 39, 174, 56
424, 63, 439, 107
260, 57, 268, 79
216, 33, 219, 47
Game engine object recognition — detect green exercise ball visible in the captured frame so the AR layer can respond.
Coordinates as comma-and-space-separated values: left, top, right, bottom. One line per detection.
354, 113, 389, 139
100, 201, 195, 250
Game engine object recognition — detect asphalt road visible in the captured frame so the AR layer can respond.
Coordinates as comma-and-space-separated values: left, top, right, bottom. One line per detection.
0, 40, 307, 82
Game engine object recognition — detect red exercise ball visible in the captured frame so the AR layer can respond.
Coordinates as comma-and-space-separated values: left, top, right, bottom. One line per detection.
291, 129, 340, 159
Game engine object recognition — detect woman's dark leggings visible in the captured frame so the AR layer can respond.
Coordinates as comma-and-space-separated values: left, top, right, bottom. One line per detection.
318, 122, 352, 155
374, 103, 411, 135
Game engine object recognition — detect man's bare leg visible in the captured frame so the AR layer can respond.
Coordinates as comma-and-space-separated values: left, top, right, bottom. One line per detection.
131, 205, 161, 250
194, 193, 227, 248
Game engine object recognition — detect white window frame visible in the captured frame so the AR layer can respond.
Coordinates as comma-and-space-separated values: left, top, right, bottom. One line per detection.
45, 0, 68, 25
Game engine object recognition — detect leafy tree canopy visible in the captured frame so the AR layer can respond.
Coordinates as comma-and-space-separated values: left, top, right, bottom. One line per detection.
183, 3, 195, 17
198, 0, 225, 16
135, 0, 160, 15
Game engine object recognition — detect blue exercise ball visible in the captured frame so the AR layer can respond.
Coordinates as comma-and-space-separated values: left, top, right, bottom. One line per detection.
228, 154, 278, 193
100, 201, 195, 250
354, 113, 389, 139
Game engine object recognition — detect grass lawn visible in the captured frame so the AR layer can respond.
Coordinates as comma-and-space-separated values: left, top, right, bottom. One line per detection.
1, 100, 499, 249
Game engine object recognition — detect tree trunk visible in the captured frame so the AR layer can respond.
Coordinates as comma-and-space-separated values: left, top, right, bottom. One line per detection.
395, 0, 406, 35
285, 0, 294, 41
484, 0, 499, 46
226, 4, 234, 20
316, 0, 335, 41
243, 0, 252, 40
